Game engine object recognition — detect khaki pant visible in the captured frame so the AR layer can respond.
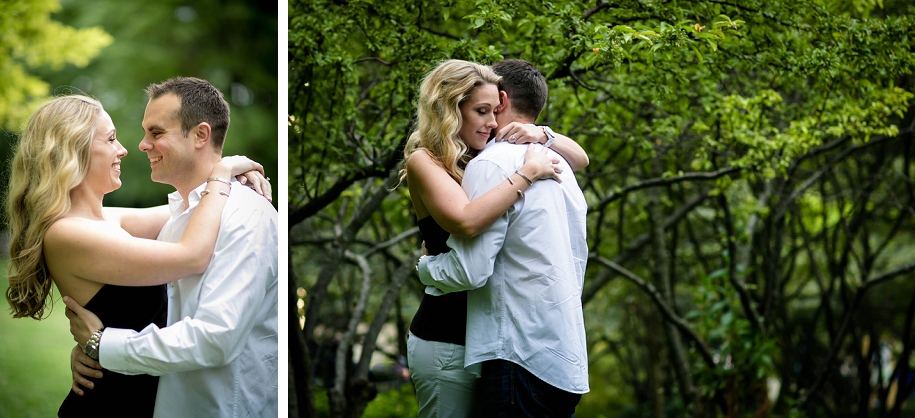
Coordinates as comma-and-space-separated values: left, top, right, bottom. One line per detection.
407, 332, 477, 418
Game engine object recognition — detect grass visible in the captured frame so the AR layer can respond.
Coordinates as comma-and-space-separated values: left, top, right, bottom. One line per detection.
0, 265, 76, 417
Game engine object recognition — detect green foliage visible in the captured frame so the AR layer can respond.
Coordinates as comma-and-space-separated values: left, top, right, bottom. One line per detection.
0, 0, 112, 130
1, 0, 278, 207
362, 385, 419, 418
0, 263, 74, 417
291, 0, 915, 415
1, 2, 277, 412
687, 269, 779, 405
310, 385, 418, 418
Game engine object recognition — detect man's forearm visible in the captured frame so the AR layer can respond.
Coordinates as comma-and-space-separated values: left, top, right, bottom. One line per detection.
417, 251, 484, 293
417, 227, 506, 292
99, 313, 257, 376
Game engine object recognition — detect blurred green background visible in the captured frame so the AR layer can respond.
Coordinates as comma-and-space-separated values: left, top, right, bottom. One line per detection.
0, 0, 277, 415
0, 0, 279, 206
0, 263, 72, 418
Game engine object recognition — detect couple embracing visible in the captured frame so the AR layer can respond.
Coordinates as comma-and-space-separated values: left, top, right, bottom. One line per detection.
6, 77, 278, 417
401, 59, 590, 417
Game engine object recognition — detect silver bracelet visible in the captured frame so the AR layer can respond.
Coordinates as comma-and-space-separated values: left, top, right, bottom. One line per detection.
206, 177, 232, 188
514, 169, 533, 186
200, 189, 230, 197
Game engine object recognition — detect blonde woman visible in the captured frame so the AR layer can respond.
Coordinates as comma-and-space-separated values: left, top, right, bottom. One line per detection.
5, 95, 267, 417
401, 59, 587, 417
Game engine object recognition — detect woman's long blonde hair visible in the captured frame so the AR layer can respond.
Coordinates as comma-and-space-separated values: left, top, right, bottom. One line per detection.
400, 60, 502, 184
6, 95, 100, 319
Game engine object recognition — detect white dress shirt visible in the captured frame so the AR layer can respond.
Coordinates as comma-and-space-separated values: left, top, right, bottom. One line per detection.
99, 181, 279, 417
417, 141, 590, 394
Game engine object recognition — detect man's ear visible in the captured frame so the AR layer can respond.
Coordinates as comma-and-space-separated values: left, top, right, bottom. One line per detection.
192, 122, 212, 149
497, 91, 509, 113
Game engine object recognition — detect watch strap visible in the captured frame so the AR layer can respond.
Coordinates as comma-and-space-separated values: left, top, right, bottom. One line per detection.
541, 126, 556, 148
85, 327, 105, 360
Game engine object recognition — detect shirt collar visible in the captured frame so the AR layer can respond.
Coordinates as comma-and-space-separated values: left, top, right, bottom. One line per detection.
166, 181, 215, 219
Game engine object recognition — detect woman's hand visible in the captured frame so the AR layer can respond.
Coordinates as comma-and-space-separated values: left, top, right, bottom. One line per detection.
494, 122, 547, 145
63, 296, 104, 348
210, 155, 271, 199
235, 170, 273, 201
214, 155, 265, 178
521, 144, 562, 183
70, 344, 102, 396
495, 125, 565, 183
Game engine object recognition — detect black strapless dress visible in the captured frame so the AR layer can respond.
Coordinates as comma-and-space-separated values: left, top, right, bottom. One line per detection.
58, 284, 167, 418
409, 216, 467, 346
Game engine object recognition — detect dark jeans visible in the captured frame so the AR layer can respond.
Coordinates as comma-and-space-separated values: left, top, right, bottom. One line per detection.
477, 359, 581, 417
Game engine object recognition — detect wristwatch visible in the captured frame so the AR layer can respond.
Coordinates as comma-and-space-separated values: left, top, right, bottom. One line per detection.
541, 126, 556, 148
85, 328, 105, 360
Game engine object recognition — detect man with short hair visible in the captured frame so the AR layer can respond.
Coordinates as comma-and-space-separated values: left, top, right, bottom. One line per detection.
417, 59, 589, 417
65, 76, 278, 417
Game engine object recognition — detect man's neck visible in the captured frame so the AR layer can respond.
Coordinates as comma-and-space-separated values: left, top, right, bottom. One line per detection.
510, 116, 535, 125
503, 107, 535, 125
176, 155, 221, 206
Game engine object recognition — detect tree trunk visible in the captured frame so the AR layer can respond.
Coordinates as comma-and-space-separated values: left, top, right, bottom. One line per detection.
647, 171, 696, 405
289, 253, 315, 417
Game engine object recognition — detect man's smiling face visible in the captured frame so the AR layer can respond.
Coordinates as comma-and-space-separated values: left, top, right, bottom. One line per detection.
138, 93, 198, 188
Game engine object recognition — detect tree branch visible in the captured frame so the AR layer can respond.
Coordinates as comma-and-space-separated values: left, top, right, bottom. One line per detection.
583, 0, 611, 20
354, 250, 422, 377
354, 57, 393, 65
329, 250, 374, 415
797, 260, 915, 407
290, 145, 404, 228
591, 256, 717, 368
773, 136, 892, 223
703, 0, 760, 15
716, 193, 764, 333
591, 167, 738, 210
583, 189, 712, 302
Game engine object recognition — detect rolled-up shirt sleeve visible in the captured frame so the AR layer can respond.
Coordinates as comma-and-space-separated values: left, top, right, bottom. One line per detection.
417, 157, 515, 293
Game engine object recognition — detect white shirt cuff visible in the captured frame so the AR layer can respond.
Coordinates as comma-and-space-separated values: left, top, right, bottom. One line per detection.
98, 327, 136, 373
418, 255, 447, 296
417, 255, 434, 286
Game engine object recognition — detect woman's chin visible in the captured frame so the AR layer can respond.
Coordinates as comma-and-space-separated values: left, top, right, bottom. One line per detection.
106, 180, 122, 193
466, 140, 486, 151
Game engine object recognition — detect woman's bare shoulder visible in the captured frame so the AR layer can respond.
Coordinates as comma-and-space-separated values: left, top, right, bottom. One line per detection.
406, 148, 436, 167
408, 148, 449, 175
44, 216, 127, 246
